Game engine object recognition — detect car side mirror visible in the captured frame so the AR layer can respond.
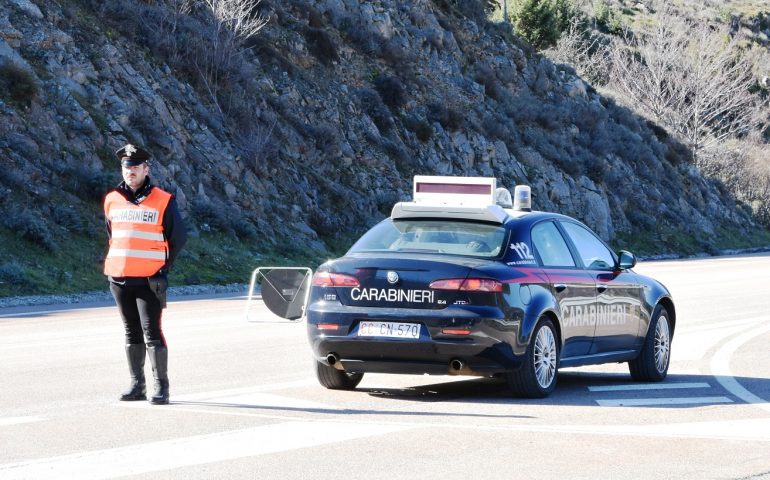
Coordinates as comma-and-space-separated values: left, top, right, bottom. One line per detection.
617, 250, 636, 270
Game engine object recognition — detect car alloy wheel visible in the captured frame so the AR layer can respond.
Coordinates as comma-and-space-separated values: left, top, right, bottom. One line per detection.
654, 315, 671, 374
628, 305, 671, 382
534, 325, 557, 389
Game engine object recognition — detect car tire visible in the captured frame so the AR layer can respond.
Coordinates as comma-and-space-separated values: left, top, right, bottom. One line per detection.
507, 318, 559, 398
629, 304, 671, 382
315, 360, 364, 390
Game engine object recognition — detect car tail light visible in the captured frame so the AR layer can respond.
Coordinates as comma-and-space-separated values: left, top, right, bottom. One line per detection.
441, 328, 471, 335
312, 271, 360, 287
429, 278, 465, 290
430, 278, 503, 292
316, 323, 340, 331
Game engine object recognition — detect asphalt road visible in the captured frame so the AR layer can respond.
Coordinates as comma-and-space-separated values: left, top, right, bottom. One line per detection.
1, 255, 769, 479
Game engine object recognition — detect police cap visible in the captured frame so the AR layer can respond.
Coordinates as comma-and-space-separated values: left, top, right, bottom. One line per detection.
116, 144, 151, 166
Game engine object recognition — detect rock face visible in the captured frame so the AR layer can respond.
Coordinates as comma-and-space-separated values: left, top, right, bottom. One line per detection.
0, 0, 761, 272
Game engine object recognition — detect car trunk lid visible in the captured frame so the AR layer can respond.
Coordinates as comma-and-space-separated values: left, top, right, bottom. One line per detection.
327, 254, 495, 309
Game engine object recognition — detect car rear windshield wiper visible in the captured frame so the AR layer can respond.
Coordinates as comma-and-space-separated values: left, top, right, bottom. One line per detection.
396, 248, 442, 253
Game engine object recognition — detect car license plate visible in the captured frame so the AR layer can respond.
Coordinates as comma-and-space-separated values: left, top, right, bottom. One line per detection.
358, 321, 421, 339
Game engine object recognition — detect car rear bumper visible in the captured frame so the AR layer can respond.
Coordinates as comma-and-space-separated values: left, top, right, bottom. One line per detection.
306, 304, 525, 375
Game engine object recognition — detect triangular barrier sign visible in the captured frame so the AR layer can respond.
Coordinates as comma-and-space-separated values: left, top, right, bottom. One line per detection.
245, 267, 312, 322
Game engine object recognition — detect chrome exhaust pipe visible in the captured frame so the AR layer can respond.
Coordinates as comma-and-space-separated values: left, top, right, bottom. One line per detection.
326, 353, 344, 370
449, 358, 465, 373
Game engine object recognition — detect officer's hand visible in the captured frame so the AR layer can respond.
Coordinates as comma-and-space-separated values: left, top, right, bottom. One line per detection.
153, 268, 168, 278
148, 271, 168, 295
148, 273, 169, 309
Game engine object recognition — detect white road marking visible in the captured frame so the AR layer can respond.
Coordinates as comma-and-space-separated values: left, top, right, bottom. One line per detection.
529, 419, 770, 442
0, 296, 245, 319
669, 368, 701, 375
710, 321, 770, 414
588, 382, 711, 392
514, 418, 770, 442
676, 316, 769, 334
0, 336, 113, 350
0, 306, 114, 319
596, 396, 733, 407
673, 317, 766, 361
0, 420, 412, 480
0, 416, 45, 427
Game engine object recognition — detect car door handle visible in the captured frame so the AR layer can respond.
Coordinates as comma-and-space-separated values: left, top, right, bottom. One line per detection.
554, 284, 567, 292
597, 284, 608, 293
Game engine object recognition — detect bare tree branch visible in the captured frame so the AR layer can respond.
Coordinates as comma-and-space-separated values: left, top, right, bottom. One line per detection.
546, 17, 611, 85
196, 0, 268, 115
609, 10, 763, 163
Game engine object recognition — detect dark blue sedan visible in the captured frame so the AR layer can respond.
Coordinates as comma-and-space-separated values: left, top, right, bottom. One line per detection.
305, 176, 674, 398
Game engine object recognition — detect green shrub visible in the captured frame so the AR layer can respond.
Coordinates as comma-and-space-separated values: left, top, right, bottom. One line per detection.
373, 75, 406, 109
312, 123, 339, 154
307, 6, 325, 28
594, 1, 611, 24
380, 38, 412, 67
0, 261, 27, 285
233, 219, 259, 240
474, 64, 505, 101
482, 112, 511, 140
584, 155, 608, 183
0, 62, 39, 108
192, 198, 235, 235
52, 206, 86, 234
717, 7, 733, 24
511, 0, 561, 50
381, 137, 410, 165
304, 27, 339, 65
4, 211, 57, 252
593, 0, 623, 34
427, 102, 465, 131
552, 0, 578, 32
339, 16, 382, 55
357, 88, 394, 134
404, 114, 434, 142
308, 208, 338, 238
0, 166, 26, 189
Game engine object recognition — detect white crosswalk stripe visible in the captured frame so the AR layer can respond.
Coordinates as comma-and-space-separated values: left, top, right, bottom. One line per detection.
0, 416, 45, 427
587, 381, 737, 406
588, 382, 711, 392
596, 396, 734, 407
0, 421, 412, 480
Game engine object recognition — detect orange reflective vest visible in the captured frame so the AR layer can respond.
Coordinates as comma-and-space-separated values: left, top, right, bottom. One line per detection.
103, 188, 172, 277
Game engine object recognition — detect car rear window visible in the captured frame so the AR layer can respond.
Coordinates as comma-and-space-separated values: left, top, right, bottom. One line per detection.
348, 219, 508, 258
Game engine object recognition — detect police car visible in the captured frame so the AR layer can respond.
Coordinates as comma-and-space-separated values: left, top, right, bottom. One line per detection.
305, 176, 674, 398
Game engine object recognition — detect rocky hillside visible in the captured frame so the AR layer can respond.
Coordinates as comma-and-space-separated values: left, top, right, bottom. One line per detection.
0, 0, 767, 296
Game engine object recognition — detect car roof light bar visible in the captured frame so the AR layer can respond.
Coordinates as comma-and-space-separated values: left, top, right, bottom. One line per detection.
413, 175, 496, 206
390, 176, 532, 223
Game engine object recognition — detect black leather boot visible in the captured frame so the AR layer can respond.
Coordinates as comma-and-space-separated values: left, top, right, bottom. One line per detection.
147, 341, 169, 405
120, 344, 146, 401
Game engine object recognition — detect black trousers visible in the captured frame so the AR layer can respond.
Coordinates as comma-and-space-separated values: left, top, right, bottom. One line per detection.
109, 282, 166, 346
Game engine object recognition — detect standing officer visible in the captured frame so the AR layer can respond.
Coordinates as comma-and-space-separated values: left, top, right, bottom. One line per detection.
104, 144, 187, 405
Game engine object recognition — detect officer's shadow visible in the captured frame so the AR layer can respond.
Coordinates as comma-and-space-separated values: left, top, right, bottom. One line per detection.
171, 391, 532, 420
